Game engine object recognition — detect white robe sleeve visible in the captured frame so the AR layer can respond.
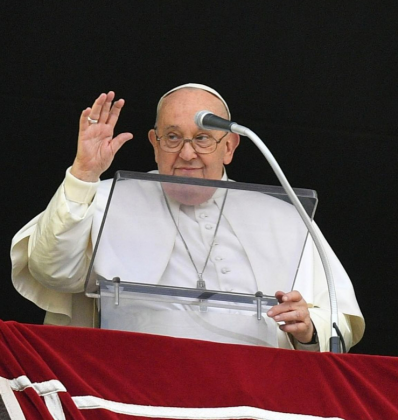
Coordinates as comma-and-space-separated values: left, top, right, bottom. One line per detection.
10, 168, 99, 326
293, 222, 365, 351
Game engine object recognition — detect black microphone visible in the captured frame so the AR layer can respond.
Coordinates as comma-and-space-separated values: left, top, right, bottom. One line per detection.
194, 110, 236, 132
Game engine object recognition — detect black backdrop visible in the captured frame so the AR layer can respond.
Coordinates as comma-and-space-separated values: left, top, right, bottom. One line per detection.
1, 1, 397, 355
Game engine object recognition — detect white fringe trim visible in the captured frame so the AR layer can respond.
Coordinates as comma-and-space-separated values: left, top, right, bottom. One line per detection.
0, 377, 26, 420
1, 375, 346, 420
8, 375, 66, 420
73, 395, 346, 420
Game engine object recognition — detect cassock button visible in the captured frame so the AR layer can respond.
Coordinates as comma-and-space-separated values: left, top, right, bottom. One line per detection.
200, 213, 207, 219
205, 224, 213, 230
221, 267, 231, 274
215, 256, 223, 261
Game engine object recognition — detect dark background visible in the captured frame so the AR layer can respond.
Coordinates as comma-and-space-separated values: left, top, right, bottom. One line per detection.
1, 1, 397, 355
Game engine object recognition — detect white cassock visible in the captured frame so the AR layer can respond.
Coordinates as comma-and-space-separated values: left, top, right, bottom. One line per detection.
11, 169, 365, 351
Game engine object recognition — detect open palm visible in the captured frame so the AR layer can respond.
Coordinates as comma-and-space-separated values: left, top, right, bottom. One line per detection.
71, 91, 133, 182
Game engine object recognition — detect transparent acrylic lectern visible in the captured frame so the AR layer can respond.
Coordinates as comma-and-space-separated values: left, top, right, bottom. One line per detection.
85, 171, 318, 347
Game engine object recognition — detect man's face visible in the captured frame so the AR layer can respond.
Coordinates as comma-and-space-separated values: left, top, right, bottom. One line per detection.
148, 89, 239, 180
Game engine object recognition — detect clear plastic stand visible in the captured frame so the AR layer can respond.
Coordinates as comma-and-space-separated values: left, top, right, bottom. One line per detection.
85, 171, 317, 347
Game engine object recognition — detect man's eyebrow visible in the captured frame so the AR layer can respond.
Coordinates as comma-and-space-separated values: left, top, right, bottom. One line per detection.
163, 125, 211, 131
164, 125, 180, 130
160, 125, 212, 134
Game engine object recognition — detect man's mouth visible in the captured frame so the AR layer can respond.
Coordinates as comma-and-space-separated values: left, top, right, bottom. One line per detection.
174, 167, 203, 176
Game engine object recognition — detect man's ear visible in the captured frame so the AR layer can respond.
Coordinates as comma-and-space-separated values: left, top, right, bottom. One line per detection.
223, 133, 240, 165
148, 129, 159, 163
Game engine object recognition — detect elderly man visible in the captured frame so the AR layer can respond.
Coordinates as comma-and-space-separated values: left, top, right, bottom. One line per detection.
11, 83, 364, 351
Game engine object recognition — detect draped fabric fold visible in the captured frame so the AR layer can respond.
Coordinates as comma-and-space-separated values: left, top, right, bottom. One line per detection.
0, 321, 396, 420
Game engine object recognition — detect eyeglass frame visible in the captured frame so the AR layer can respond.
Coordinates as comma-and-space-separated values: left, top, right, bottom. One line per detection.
154, 127, 229, 155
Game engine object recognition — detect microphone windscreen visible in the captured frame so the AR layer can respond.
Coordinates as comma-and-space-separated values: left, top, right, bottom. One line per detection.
195, 111, 234, 132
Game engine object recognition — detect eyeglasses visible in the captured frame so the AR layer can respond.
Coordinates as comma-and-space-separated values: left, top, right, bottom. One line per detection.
155, 130, 228, 154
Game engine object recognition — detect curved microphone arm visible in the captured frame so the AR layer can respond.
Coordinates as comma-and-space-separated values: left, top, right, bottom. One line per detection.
195, 111, 341, 353
234, 124, 341, 353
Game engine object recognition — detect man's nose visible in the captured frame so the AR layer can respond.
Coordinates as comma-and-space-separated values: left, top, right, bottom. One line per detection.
178, 140, 197, 160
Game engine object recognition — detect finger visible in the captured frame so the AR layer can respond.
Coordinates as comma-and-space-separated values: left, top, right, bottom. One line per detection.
99, 91, 115, 123
275, 290, 286, 303
107, 98, 126, 127
79, 107, 92, 132
279, 317, 313, 341
278, 290, 303, 303
279, 321, 306, 334
267, 301, 290, 317
273, 308, 306, 323
270, 291, 295, 316
267, 296, 305, 318
88, 93, 108, 121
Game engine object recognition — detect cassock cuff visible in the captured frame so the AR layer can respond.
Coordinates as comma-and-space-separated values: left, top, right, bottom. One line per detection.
64, 167, 100, 204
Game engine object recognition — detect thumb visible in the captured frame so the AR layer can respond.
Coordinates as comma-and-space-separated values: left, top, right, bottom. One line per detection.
111, 132, 134, 153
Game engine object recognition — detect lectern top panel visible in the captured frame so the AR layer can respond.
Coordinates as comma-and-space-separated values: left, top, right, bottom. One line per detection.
85, 171, 317, 297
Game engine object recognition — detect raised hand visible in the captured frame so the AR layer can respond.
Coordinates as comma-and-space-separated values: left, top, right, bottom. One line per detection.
71, 91, 133, 182
267, 290, 314, 344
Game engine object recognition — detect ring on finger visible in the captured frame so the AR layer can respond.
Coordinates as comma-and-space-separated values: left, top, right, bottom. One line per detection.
87, 116, 99, 124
